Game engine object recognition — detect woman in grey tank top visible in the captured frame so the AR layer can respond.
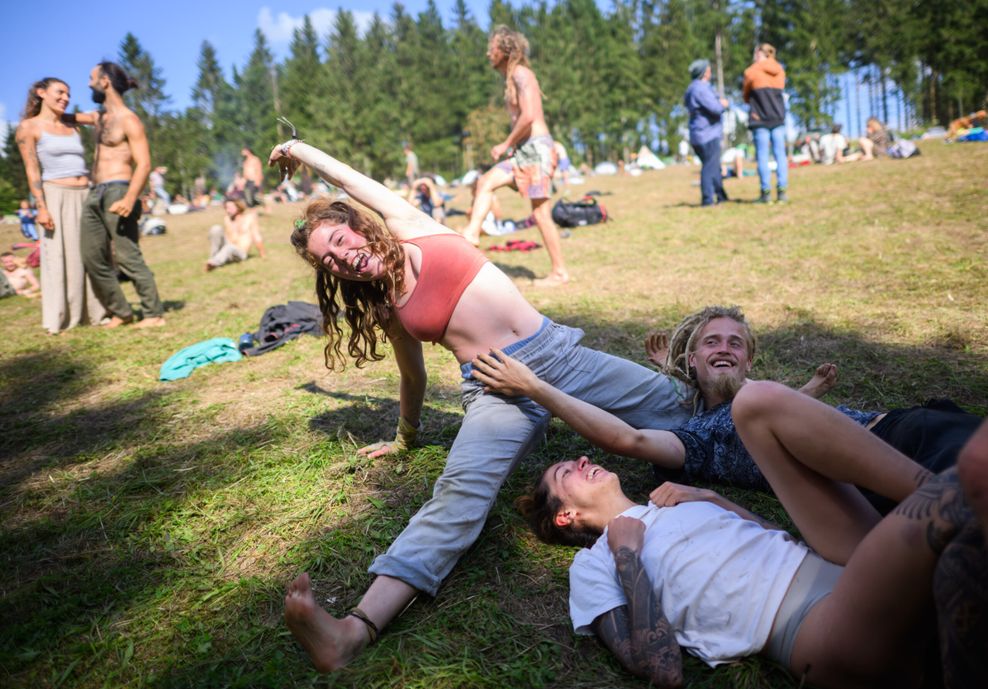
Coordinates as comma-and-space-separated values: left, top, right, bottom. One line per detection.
15, 77, 105, 333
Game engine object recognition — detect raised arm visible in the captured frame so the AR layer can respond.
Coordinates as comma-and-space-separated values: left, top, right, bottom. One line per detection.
592, 516, 683, 688
14, 123, 53, 231
269, 142, 449, 239
357, 319, 427, 459
471, 350, 686, 470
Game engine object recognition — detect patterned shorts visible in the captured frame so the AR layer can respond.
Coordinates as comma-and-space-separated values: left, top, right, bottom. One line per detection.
497, 135, 557, 200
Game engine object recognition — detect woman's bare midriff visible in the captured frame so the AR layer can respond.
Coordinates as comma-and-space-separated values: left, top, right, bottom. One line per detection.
441, 263, 544, 364
46, 175, 90, 187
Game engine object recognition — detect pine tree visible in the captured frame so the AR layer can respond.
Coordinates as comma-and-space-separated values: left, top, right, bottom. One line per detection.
233, 30, 279, 184
117, 33, 170, 150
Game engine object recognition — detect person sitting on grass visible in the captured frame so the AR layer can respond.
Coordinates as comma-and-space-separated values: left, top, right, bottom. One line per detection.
406, 176, 446, 224
859, 117, 890, 160
514, 411, 988, 688
471, 305, 982, 514
205, 198, 266, 271
267, 136, 692, 673
1, 251, 41, 298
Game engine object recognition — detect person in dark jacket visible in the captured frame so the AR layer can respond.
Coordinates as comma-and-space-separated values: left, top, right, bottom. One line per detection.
743, 44, 788, 203
684, 59, 728, 207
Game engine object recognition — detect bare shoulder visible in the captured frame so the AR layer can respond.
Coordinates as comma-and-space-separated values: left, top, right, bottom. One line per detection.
15, 118, 39, 142
388, 214, 457, 240
121, 109, 146, 133
512, 64, 537, 86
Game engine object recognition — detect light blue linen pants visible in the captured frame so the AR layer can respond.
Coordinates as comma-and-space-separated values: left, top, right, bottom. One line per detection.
369, 320, 692, 595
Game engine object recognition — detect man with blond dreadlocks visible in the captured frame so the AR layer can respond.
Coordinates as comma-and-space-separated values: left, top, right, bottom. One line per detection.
460, 25, 570, 286
471, 305, 982, 515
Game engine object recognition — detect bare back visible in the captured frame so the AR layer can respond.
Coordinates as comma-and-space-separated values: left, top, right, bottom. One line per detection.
243, 153, 263, 186
505, 65, 550, 140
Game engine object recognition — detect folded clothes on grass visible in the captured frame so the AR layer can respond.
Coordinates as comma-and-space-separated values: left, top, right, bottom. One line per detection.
160, 337, 242, 381
487, 239, 542, 252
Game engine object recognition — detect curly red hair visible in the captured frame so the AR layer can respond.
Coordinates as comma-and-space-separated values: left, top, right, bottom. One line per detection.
291, 199, 406, 370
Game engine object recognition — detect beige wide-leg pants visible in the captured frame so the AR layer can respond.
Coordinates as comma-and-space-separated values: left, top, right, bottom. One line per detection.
41, 182, 106, 333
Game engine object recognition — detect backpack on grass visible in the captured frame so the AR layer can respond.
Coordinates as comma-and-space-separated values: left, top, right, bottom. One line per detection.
551, 196, 609, 228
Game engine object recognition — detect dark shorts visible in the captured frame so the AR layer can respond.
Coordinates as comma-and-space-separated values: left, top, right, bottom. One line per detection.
244, 181, 261, 208
863, 399, 982, 514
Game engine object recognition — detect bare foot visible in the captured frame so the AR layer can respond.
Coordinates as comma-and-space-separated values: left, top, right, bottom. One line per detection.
284, 573, 368, 673
103, 314, 134, 328
644, 332, 669, 368
532, 272, 570, 288
798, 363, 838, 399
134, 316, 166, 329
462, 231, 480, 247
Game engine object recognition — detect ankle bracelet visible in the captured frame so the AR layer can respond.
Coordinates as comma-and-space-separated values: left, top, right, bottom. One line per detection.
347, 607, 379, 644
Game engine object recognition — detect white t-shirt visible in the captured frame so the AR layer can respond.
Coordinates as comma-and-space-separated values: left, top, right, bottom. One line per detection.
569, 502, 808, 667
819, 133, 847, 165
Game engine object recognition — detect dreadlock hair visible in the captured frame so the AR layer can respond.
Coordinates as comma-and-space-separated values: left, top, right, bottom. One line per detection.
290, 199, 407, 370
490, 25, 538, 108
22, 77, 67, 119
661, 305, 756, 413
516, 475, 602, 548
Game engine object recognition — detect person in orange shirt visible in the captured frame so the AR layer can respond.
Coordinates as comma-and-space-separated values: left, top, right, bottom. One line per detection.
743, 44, 788, 203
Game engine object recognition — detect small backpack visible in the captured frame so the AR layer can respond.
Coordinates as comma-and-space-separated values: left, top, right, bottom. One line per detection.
551, 196, 609, 228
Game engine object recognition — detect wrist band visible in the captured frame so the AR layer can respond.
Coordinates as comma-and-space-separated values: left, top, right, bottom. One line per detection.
392, 416, 419, 451
280, 139, 304, 157
347, 607, 379, 644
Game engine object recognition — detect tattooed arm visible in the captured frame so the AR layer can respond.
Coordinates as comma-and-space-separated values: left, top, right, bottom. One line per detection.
592, 516, 683, 687
14, 122, 53, 230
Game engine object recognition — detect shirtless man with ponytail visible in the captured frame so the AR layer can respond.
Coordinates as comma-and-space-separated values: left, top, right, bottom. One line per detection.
76, 61, 165, 328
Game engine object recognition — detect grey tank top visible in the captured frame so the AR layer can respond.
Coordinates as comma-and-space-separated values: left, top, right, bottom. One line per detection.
37, 131, 89, 181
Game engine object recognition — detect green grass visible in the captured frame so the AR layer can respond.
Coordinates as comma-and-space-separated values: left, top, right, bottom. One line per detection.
1, 142, 986, 688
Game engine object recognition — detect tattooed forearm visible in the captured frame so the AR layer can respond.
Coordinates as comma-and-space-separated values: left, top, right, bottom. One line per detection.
596, 547, 683, 687
894, 468, 972, 553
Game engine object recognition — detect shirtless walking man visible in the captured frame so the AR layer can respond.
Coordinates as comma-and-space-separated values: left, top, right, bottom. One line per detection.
205, 198, 266, 271
79, 61, 165, 328
241, 146, 266, 210
461, 25, 569, 286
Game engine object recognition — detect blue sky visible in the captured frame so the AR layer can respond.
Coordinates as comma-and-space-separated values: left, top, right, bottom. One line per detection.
1, 1, 494, 134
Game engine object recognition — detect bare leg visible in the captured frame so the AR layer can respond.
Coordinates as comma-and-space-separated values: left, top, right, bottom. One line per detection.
462, 167, 514, 245
789, 469, 971, 689
858, 137, 875, 160
733, 381, 930, 563
284, 573, 417, 672
797, 363, 838, 399
529, 197, 569, 285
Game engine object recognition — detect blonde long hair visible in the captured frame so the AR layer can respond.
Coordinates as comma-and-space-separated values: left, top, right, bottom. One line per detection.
490, 25, 538, 108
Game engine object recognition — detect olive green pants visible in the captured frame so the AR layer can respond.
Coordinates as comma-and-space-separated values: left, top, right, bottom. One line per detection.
80, 182, 163, 319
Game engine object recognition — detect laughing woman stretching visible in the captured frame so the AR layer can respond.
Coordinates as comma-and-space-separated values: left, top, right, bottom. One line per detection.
268, 139, 692, 671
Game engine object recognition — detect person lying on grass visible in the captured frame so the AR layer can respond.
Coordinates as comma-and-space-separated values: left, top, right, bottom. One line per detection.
473, 304, 982, 515
514, 410, 988, 688
267, 136, 693, 672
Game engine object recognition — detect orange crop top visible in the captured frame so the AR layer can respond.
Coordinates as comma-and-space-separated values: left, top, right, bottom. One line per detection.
397, 234, 488, 343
